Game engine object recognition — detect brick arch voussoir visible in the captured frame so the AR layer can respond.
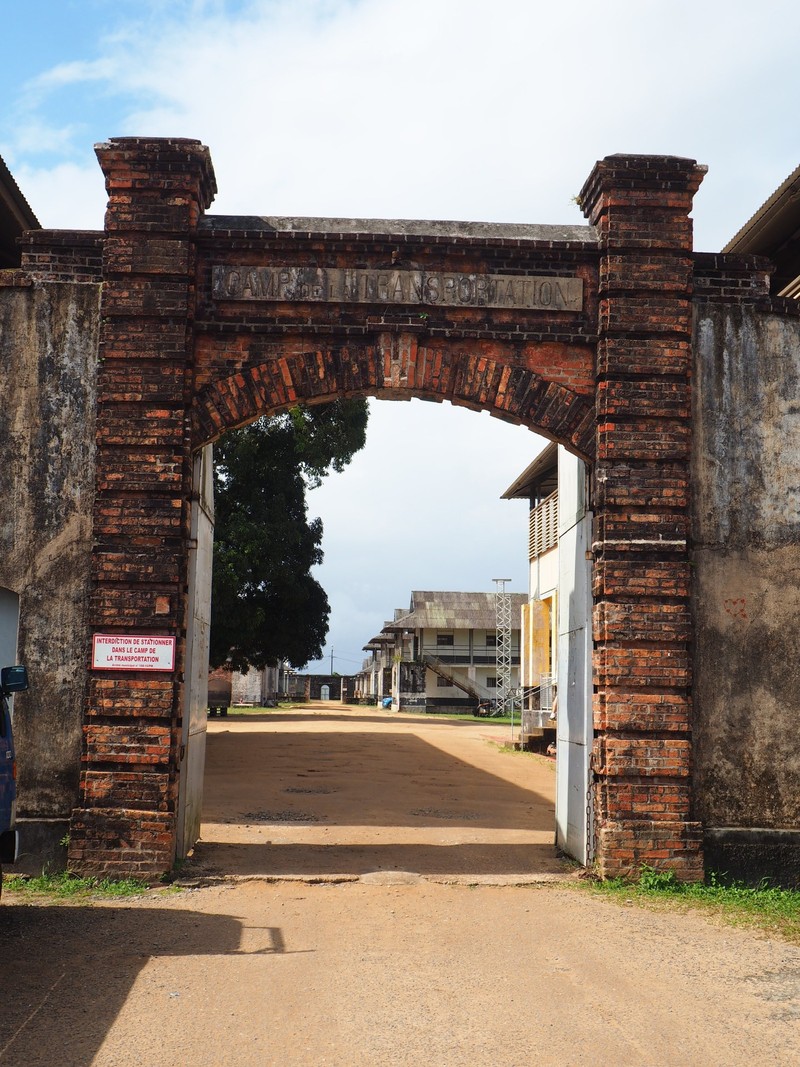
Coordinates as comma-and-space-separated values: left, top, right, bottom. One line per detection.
447, 356, 595, 461
193, 342, 595, 461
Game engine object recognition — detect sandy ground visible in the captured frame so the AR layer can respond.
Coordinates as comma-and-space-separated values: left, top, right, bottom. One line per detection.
2, 702, 800, 1067
195, 702, 565, 882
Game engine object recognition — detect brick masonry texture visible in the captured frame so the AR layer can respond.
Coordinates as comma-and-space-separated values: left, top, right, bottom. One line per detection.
53, 140, 708, 880
18, 230, 103, 283
69, 140, 216, 879
579, 154, 705, 880
192, 338, 597, 460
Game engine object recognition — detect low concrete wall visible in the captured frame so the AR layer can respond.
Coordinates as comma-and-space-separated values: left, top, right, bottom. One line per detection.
692, 303, 800, 883
0, 280, 99, 867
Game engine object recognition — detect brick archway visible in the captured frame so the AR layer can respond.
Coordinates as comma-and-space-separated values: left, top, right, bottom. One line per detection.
68, 138, 704, 882
193, 342, 595, 456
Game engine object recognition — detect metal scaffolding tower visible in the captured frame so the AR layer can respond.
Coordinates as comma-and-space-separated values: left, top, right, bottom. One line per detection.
493, 578, 512, 716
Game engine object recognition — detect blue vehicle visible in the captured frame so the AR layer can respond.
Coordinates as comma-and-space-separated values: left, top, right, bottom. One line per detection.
0, 665, 28, 897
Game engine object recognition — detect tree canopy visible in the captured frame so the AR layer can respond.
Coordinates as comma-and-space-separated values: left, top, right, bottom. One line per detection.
210, 398, 369, 672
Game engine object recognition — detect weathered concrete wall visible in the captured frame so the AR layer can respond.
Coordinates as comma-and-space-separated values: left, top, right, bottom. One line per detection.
231, 667, 271, 705
692, 303, 800, 883
0, 279, 99, 868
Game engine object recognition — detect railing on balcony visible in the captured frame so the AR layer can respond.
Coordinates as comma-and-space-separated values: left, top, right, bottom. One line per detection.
419, 643, 520, 665
421, 655, 494, 702
518, 675, 557, 733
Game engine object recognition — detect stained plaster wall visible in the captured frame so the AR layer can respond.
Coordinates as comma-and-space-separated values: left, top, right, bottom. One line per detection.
0, 281, 99, 867
692, 303, 800, 881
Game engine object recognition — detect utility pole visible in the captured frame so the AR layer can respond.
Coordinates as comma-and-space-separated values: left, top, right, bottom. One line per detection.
330, 648, 334, 675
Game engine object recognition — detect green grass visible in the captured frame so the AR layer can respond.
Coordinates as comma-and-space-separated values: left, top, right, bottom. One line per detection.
6, 870, 150, 900
453, 713, 515, 724
219, 705, 518, 723
410, 709, 516, 724
584, 865, 800, 943
211, 703, 301, 716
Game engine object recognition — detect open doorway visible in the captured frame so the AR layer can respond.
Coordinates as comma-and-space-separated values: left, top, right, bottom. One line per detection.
194, 398, 591, 880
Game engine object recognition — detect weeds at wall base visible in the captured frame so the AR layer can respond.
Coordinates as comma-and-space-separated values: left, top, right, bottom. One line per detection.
581, 864, 800, 944
5, 870, 150, 900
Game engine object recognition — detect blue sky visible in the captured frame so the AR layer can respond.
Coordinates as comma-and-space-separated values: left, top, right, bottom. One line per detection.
4, 1, 800, 672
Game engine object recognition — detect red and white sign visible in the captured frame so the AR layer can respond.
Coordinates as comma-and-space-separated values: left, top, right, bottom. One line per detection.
92, 634, 176, 671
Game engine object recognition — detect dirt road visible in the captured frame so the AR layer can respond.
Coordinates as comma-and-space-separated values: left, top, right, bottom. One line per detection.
195, 702, 565, 881
2, 703, 800, 1066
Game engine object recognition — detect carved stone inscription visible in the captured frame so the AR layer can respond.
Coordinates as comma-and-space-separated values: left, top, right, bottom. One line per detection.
213, 265, 583, 312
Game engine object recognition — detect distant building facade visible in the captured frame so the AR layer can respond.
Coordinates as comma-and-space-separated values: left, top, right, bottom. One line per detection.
357, 591, 526, 713
207, 664, 282, 709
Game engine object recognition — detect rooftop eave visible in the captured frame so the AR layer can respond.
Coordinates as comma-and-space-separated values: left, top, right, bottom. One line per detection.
501, 441, 558, 499
724, 162, 800, 257
0, 154, 39, 233
0, 154, 40, 268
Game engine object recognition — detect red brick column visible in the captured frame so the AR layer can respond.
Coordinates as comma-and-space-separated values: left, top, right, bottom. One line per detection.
580, 156, 706, 880
69, 138, 216, 877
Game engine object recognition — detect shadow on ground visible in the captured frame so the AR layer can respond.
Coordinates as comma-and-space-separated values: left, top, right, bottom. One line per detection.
217, 712, 501, 727
0, 903, 259, 1066
197, 720, 564, 879
189, 840, 564, 878
204, 730, 554, 830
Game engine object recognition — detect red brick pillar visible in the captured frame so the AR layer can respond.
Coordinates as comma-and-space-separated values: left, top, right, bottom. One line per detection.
69, 138, 216, 878
580, 155, 706, 880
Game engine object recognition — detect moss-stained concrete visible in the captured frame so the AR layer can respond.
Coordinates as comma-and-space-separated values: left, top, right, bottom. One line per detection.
693, 304, 800, 882
0, 280, 99, 867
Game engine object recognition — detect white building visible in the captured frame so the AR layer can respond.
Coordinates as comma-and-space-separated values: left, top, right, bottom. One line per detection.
503, 444, 594, 864
357, 591, 526, 713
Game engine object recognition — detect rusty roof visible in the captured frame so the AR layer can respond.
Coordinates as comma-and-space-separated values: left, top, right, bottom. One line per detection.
383, 590, 527, 633
362, 633, 395, 651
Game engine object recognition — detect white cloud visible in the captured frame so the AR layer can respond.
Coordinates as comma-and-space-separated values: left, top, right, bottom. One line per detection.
304, 399, 536, 671
13, 162, 107, 231
27, 57, 117, 94
11, 0, 800, 244
121, 3, 800, 244
7, 0, 800, 668
1, 121, 82, 165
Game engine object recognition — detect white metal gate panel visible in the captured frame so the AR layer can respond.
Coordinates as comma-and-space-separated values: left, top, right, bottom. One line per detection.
177, 446, 214, 859
554, 450, 593, 865
0, 589, 20, 669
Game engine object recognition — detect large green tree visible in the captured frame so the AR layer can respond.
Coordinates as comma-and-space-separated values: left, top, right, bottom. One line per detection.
210, 398, 369, 672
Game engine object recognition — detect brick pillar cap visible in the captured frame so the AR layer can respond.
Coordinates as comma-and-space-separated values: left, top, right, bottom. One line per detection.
95, 137, 217, 211
579, 154, 707, 223
97, 136, 205, 149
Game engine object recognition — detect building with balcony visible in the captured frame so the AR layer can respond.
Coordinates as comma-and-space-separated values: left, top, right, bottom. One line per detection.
357, 590, 526, 713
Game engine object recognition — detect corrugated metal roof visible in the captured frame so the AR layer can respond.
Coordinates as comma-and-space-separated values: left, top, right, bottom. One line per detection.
383, 590, 527, 633
501, 442, 558, 499
0, 153, 40, 268
723, 162, 800, 254
723, 162, 800, 298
